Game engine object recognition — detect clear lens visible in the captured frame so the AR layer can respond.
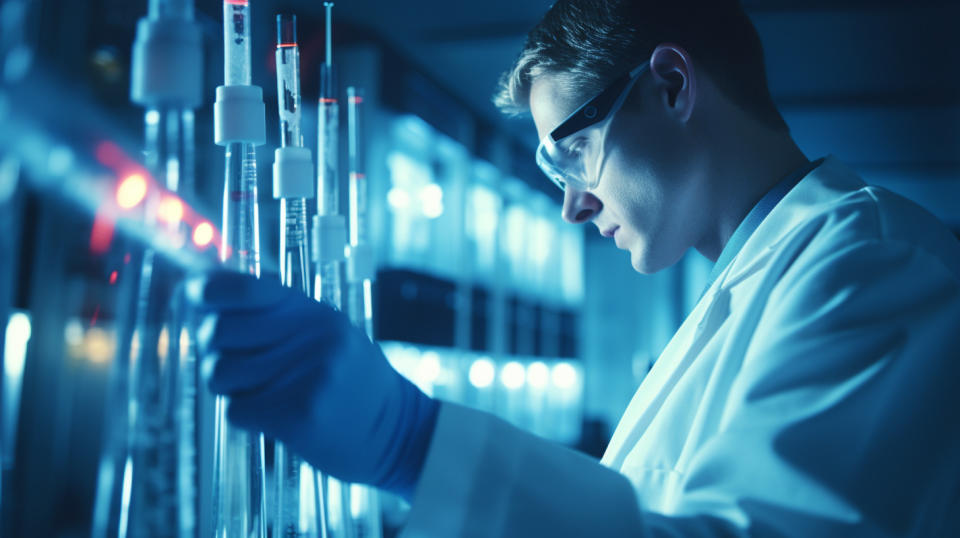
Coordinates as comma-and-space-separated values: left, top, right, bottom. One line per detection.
536, 62, 647, 192
536, 131, 600, 191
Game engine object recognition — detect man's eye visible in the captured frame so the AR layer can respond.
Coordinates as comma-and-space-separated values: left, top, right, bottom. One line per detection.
566, 137, 588, 156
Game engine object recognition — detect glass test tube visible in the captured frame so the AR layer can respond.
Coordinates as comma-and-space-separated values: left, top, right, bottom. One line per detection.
109, 1, 199, 536
345, 86, 383, 538
276, 14, 310, 295
314, 5, 355, 538
215, 1, 266, 537
315, 1, 341, 309
120, 110, 199, 538
346, 87, 373, 338
273, 13, 322, 538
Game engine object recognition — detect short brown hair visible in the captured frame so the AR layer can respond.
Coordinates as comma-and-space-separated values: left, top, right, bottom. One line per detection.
494, 0, 787, 130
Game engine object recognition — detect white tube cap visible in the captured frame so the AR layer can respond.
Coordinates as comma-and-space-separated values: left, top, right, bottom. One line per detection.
214, 85, 266, 146
273, 147, 315, 199
312, 215, 347, 263
346, 243, 376, 282
131, 18, 203, 108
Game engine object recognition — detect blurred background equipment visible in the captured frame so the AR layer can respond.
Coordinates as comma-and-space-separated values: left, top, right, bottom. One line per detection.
1, 0, 958, 536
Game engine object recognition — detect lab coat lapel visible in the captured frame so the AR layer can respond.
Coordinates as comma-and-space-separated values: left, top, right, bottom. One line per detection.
602, 283, 732, 469
602, 157, 865, 470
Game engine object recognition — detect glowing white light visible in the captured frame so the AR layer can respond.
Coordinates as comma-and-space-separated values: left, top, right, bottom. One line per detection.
527, 361, 549, 389
417, 351, 442, 385
504, 206, 527, 267
468, 358, 495, 388
299, 462, 315, 532
85, 327, 115, 365
4, 312, 31, 382
387, 187, 410, 211
192, 221, 214, 247
500, 361, 526, 389
387, 150, 431, 189
551, 362, 578, 389
350, 483, 366, 518
531, 217, 554, 266
326, 478, 343, 529
65, 318, 83, 346
145, 110, 160, 125
420, 183, 444, 219
116, 173, 147, 209
469, 186, 499, 238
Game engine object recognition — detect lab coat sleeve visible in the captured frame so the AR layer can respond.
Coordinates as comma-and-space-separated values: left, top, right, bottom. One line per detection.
403, 238, 960, 537
671, 238, 960, 536
403, 401, 645, 537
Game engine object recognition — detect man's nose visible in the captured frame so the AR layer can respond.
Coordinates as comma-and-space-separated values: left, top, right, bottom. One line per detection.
561, 186, 602, 224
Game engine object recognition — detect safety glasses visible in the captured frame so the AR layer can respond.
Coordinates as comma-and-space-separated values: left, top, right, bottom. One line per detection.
536, 62, 649, 191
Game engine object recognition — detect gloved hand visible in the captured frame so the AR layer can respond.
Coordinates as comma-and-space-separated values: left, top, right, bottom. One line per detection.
189, 270, 439, 500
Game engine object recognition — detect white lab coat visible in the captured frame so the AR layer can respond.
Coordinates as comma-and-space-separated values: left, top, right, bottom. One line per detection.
403, 157, 960, 537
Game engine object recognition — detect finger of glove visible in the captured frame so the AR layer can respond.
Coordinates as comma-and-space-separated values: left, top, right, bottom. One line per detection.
204, 330, 333, 395
197, 296, 339, 352
225, 378, 317, 441
225, 374, 371, 484
186, 270, 292, 312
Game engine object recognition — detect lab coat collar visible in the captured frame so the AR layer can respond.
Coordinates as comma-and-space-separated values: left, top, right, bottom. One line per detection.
699, 158, 823, 301
707, 156, 865, 297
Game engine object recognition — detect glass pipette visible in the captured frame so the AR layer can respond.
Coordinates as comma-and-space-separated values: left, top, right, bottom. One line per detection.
345, 86, 383, 538
315, 1, 342, 308
215, 1, 267, 537
100, 0, 202, 536
272, 13, 323, 538
312, 4, 356, 537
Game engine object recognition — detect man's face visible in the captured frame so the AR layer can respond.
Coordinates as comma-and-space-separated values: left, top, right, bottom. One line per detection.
530, 71, 707, 274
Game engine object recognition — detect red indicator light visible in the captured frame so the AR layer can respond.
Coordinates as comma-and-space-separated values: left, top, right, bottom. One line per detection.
95, 141, 125, 168
158, 195, 185, 224
109, 271, 118, 285
89, 213, 115, 255
90, 304, 101, 328
117, 174, 148, 209
193, 222, 214, 248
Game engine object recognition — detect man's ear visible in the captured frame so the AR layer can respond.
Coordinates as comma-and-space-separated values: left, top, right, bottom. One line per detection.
649, 44, 697, 123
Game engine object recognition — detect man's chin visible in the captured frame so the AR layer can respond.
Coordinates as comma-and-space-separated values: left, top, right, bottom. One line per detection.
629, 247, 679, 275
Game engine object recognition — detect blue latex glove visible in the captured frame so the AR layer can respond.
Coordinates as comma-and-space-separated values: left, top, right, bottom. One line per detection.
189, 270, 439, 500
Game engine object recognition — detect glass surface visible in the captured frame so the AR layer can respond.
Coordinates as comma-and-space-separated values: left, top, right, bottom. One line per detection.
223, 0, 251, 86
215, 140, 265, 538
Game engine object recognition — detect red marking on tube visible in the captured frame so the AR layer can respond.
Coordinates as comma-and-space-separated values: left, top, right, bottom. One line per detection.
229, 190, 255, 201
123, 253, 131, 264
109, 271, 118, 285
89, 305, 101, 328
349, 96, 364, 104
320, 98, 338, 104
224, 0, 248, 5
278, 43, 298, 48
350, 173, 366, 180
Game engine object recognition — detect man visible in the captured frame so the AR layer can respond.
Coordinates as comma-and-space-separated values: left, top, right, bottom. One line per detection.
193, 0, 960, 535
